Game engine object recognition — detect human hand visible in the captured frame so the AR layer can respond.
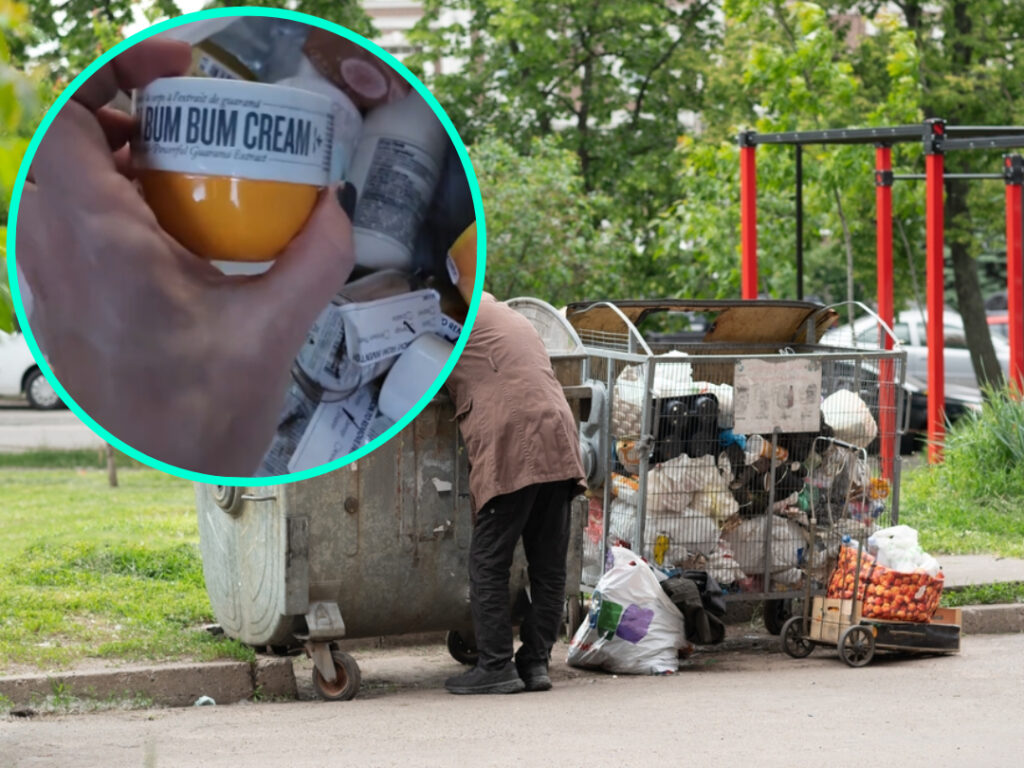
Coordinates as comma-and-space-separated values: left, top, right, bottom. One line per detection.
15, 37, 356, 476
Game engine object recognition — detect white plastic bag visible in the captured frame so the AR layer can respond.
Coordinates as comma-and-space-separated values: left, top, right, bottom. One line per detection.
568, 547, 685, 674
868, 524, 941, 577
722, 516, 807, 576
821, 389, 878, 448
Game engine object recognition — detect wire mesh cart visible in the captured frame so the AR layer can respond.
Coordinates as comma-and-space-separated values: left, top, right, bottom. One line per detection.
564, 299, 908, 632
781, 536, 961, 667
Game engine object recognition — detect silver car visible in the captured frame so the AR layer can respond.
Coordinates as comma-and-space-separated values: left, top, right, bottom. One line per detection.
822, 307, 1011, 392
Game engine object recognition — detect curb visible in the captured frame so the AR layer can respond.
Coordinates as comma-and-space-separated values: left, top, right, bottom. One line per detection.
0, 657, 295, 710
2, 604, 1021, 710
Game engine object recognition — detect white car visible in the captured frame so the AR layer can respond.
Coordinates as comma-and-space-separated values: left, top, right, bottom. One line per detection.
821, 307, 1011, 391
0, 329, 62, 409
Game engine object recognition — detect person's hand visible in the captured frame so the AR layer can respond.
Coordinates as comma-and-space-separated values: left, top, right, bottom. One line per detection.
15, 38, 356, 476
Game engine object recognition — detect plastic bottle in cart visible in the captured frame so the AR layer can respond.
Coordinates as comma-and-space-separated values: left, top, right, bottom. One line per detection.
347, 92, 448, 270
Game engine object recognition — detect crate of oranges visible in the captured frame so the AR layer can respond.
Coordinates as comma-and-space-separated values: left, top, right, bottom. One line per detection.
827, 545, 944, 623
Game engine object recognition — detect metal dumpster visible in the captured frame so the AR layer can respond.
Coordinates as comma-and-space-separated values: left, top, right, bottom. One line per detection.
196, 298, 587, 700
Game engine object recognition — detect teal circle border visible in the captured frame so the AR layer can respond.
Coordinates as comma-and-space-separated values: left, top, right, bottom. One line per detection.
6, 6, 485, 487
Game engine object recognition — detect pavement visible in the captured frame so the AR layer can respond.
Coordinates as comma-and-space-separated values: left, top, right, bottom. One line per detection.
1, 553, 1021, 712
0, 400, 103, 452
3, 633, 1024, 767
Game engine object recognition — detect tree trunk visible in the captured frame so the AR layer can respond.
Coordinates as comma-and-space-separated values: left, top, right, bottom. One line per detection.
106, 444, 118, 488
945, 177, 1005, 389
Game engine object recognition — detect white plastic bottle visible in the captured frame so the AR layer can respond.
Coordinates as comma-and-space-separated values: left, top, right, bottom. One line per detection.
275, 55, 364, 182
346, 92, 448, 270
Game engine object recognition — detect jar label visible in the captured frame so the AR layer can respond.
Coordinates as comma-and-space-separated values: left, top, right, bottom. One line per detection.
352, 137, 441, 248
132, 77, 333, 185
296, 301, 391, 395
339, 289, 442, 366
287, 384, 380, 473
438, 313, 463, 344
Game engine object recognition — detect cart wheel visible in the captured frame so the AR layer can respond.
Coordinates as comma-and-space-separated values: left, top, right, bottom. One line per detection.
839, 625, 875, 668
312, 649, 361, 701
445, 630, 479, 666
763, 599, 793, 635
780, 616, 814, 658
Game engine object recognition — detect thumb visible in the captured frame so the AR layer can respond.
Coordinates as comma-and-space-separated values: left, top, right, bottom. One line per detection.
262, 182, 356, 310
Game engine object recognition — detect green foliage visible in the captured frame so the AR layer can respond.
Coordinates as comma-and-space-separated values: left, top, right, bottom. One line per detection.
0, 468, 251, 670
409, 0, 718, 234
472, 133, 625, 304
900, 384, 1024, 558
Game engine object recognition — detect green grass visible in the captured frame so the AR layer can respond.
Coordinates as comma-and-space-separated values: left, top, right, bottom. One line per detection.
899, 385, 1024, 558
0, 447, 142, 469
942, 581, 1024, 607
0, 467, 254, 672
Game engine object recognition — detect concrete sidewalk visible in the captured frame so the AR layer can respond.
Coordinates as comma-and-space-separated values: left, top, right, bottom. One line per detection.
2, 554, 1021, 712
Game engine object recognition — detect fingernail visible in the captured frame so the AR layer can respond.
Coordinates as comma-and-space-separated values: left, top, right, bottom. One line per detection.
336, 182, 357, 219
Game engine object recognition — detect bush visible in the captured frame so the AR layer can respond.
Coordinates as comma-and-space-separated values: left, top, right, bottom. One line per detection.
899, 384, 1024, 557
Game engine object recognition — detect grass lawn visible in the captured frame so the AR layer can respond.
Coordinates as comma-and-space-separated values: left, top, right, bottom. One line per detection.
0, 466, 253, 673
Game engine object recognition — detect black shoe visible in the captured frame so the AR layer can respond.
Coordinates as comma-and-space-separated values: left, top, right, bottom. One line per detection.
445, 662, 525, 695
516, 661, 552, 692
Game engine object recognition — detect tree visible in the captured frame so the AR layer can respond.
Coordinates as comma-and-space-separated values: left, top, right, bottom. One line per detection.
653, 0, 923, 309
470, 133, 623, 306
407, 0, 720, 243
825, 0, 1024, 388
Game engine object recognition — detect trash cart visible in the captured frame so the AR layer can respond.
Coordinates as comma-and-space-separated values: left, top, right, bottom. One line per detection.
195, 298, 588, 700
564, 299, 908, 633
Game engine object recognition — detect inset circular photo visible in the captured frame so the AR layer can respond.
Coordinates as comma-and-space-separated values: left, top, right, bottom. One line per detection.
9, 9, 482, 482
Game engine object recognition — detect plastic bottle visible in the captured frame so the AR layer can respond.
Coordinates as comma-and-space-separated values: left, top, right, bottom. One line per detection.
276, 56, 364, 181
347, 92, 448, 271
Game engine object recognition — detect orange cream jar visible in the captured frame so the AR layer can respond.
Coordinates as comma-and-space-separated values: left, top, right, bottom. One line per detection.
132, 77, 334, 261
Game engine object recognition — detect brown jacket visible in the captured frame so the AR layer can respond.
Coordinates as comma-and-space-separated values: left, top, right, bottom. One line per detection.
445, 294, 585, 511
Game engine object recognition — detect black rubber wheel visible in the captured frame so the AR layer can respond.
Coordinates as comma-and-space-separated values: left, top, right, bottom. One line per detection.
839, 625, 875, 668
780, 615, 814, 658
445, 630, 479, 666
763, 599, 793, 635
311, 649, 361, 701
24, 369, 61, 410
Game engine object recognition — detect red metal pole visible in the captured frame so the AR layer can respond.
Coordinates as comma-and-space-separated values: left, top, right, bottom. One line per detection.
740, 133, 758, 300
875, 146, 895, 480
924, 121, 946, 463
1005, 155, 1024, 395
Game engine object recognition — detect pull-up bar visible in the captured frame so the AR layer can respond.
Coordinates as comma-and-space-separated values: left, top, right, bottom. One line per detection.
738, 119, 1024, 467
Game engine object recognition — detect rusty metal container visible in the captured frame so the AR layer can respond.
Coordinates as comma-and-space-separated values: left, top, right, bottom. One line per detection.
195, 298, 588, 699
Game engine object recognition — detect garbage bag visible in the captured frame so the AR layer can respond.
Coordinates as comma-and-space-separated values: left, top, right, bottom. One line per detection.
821, 389, 878, 448
568, 547, 686, 674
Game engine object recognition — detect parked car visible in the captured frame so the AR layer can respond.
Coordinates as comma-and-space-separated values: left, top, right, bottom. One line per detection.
821, 307, 1010, 390
821, 308, 1002, 452
0, 329, 62, 409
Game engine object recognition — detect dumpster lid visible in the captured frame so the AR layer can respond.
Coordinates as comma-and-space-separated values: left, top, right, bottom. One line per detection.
564, 299, 838, 346
507, 296, 585, 356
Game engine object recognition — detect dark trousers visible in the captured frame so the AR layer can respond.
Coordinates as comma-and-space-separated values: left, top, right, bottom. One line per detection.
469, 480, 573, 671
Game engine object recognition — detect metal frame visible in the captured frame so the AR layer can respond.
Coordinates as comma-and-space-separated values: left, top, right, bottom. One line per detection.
738, 120, 1024, 462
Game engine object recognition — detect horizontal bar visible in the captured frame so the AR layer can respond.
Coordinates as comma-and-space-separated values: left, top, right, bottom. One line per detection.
943, 135, 1024, 151
746, 125, 924, 146
943, 125, 1024, 136
892, 173, 1005, 180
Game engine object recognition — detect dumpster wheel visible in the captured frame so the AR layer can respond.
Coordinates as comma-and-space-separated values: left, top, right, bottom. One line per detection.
312, 648, 362, 701
445, 630, 479, 666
